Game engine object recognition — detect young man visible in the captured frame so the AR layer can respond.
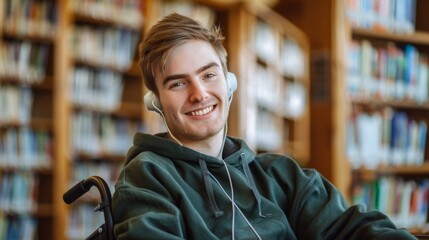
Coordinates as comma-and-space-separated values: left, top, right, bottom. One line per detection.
112, 13, 416, 239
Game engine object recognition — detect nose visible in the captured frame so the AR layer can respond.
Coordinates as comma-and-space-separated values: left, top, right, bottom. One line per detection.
189, 80, 209, 102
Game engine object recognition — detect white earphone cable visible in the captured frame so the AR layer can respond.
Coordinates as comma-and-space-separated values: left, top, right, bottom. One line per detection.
153, 79, 260, 239
208, 171, 262, 240
152, 100, 184, 146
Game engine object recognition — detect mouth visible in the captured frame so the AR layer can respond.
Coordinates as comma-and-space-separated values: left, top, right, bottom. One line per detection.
187, 105, 215, 116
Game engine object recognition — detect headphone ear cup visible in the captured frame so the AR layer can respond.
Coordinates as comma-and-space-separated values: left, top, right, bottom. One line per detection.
144, 91, 162, 112
226, 72, 237, 99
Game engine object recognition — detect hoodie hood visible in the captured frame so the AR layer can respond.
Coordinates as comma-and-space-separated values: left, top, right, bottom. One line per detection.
124, 132, 255, 167
124, 132, 264, 221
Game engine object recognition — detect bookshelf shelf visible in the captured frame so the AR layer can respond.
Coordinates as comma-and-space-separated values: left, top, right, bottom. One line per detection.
73, 59, 134, 73
73, 13, 143, 31
351, 28, 429, 46
31, 80, 54, 91
72, 103, 142, 119
74, 152, 126, 162
30, 118, 53, 130
0, 78, 52, 86
351, 98, 429, 110
0, 118, 52, 129
354, 163, 429, 182
2, 204, 53, 217
2, 30, 56, 43
0, 167, 52, 174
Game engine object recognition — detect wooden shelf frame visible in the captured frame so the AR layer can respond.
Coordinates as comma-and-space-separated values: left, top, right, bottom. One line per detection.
0, 1, 311, 239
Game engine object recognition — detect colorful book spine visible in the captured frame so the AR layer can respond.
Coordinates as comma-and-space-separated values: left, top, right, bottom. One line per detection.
347, 40, 429, 103
346, 108, 427, 168
345, 0, 416, 34
352, 177, 429, 229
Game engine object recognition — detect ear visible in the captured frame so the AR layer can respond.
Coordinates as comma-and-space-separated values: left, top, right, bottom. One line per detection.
226, 72, 237, 99
144, 91, 162, 113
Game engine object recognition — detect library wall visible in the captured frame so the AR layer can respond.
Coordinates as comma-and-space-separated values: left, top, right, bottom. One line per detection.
344, 0, 429, 232
275, 0, 429, 233
0, 0, 58, 239
0, 0, 310, 239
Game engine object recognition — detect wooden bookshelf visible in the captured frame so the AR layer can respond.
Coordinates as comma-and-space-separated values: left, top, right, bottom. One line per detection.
351, 28, 429, 45
274, 0, 429, 233
226, 2, 310, 164
1, 0, 311, 239
354, 163, 429, 182
351, 97, 429, 110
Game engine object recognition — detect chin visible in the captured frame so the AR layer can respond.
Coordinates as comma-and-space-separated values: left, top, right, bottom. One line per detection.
188, 124, 224, 140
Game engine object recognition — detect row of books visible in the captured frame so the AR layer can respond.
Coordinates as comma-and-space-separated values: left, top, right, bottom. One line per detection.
71, 67, 124, 112
256, 108, 283, 151
72, 0, 144, 29
254, 20, 306, 79
0, 85, 33, 125
71, 111, 144, 157
0, 127, 52, 170
352, 177, 429, 228
282, 38, 306, 79
250, 64, 307, 120
0, 172, 39, 215
160, 0, 215, 28
347, 40, 428, 103
252, 64, 283, 112
0, 215, 36, 240
0, 40, 50, 84
3, 0, 57, 38
70, 162, 122, 201
67, 203, 104, 240
71, 26, 140, 71
283, 81, 307, 119
346, 107, 427, 169
254, 20, 277, 65
67, 162, 123, 239
346, 0, 416, 34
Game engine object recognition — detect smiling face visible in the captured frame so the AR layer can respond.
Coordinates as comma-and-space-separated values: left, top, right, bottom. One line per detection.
155, 40, 230, 147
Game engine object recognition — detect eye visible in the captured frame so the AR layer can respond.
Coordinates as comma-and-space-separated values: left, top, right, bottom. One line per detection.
168, 81, 186, 89
202, 73, 216, 80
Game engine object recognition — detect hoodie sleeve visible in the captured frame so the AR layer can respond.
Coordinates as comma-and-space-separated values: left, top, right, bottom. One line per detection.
293, 172, 416, 240
112, 156, 186, 240
259, 155, 417, 240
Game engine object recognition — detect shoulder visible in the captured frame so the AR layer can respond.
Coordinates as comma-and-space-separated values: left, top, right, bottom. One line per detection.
252, 153, 323, 197
116, 151, 175, 189
254, 153, 317, 177
125, 151, 176, 170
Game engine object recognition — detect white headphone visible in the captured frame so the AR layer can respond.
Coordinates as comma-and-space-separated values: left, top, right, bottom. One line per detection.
144, 72, 237, 112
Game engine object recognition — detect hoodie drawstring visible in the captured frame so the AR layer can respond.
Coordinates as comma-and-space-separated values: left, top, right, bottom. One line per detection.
199, 159, 224, 218
199, 154, 265, 219
240, 153, 265, 218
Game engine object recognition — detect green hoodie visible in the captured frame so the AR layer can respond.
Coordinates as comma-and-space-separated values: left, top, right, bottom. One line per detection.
112, 133, 416, 240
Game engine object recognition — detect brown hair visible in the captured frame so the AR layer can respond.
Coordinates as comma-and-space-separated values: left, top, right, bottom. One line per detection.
139, 13, 228, 95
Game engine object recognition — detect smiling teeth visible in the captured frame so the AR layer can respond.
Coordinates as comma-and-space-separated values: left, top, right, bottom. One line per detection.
190, 106, 214, 116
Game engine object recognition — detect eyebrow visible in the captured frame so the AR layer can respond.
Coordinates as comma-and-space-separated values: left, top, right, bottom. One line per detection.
162, 62, 221, 86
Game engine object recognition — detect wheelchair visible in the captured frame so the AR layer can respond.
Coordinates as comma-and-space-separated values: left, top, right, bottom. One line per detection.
63, 176, 114, 240
64, 176, 429, 240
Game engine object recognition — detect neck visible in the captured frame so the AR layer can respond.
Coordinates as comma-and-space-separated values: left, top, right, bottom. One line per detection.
173, 127, 226, 158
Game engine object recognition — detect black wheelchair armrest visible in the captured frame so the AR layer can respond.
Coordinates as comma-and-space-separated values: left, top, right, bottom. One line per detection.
63, 176, 115, 240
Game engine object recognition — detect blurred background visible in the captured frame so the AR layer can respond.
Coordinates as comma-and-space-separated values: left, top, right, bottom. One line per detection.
0, 0, 428, 239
